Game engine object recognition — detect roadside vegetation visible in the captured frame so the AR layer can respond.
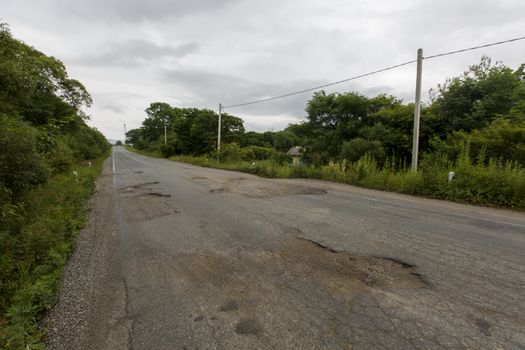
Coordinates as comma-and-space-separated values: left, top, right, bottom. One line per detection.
0, 23, 110, 349
127, 56, 525, 209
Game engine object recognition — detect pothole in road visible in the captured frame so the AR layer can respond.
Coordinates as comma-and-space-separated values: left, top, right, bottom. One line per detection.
118, 181, 178, 222
282, 232, 427, 291
207, 182, 327, 198
173, 228, 426, 337
147, 192, 171, 197
118, 181, 160, 192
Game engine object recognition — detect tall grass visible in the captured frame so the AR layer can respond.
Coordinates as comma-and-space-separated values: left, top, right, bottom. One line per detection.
171, 150, 524, 209
0, 157, 106, 349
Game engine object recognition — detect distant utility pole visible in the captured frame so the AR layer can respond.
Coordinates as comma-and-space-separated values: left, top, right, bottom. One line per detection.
217, 103, 222, 153
123, 123, 127, 144
411, 48, 423, 172
164, 123, 167, 146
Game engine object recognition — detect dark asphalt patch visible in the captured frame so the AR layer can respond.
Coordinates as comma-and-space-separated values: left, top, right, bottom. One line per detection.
210, 188, 225, 194
147, 192, 171, 197
220, 300, 239, 312
192, 176, 207, 180
118, 181, 160, 191
118, 180, 178, 221
235, 318, 262, 335
475, 318, 491, 336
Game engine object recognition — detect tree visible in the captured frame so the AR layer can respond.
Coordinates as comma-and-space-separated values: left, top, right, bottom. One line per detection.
431, 56, 524, 133
340, 138, 386, 163
0, 23, 91, 127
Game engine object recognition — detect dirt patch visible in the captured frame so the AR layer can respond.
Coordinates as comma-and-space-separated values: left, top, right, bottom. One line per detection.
210, 188, 225, 194
192, 176, 207, 180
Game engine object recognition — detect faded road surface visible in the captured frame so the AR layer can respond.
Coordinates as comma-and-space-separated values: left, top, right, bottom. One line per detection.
43, 147, 525, 349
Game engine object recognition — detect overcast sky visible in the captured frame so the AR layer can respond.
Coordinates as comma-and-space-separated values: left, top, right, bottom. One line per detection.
2, 0, 524, 140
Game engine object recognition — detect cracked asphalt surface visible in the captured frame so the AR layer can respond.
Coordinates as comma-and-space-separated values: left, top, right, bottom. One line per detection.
43, 147, 525, 349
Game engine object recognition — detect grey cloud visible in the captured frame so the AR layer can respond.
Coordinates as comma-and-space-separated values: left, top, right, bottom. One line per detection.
160, 68, 329, 118
159, 68, 399, 121
39, 0, 240, 22
99, 102, 127, 114
75, 40, 198, 67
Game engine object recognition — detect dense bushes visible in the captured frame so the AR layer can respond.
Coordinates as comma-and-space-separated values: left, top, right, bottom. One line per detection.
0, 23, 110, 349
0, 161, 103, 349
172, 147, 524, 208
0, 116, 49, 200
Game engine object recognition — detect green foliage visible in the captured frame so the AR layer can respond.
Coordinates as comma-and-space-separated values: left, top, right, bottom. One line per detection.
0, 23, 110, 349
339, 138, 386, 163
0, 116, 49, 200
241, 145, 278, 161
431, 56, 524, 133
430, 118, 525, 164
0, 24, 91, 126
130, 103, 245, 156
0, 160, 105, 349
218, 143, 243, 162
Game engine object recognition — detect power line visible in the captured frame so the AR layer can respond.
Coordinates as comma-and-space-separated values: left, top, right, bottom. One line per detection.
223, 60, 417, 109
222, 35, 525, 110
424, 35, 525, 60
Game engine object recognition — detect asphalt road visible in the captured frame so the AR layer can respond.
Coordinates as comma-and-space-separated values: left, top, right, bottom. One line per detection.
44, 146, 525, 349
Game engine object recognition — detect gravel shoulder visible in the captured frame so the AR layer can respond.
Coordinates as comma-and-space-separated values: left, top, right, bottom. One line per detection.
41, 157, 124, 350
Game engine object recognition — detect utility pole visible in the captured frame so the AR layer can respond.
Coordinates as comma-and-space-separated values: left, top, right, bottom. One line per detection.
164, 123, 167, 146
411, 48, 423, 172
217, 103, 222, 154
123, 123, 127, 144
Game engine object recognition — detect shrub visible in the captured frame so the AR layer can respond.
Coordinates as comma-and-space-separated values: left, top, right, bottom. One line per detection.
340, 138, 386, 163
218, 143, 243, 162
0, 116, 49, 200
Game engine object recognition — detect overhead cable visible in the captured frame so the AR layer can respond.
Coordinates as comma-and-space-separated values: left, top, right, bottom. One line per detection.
223, 35, 525, 109
424, 35, 525, 60
223, 60, 417, 108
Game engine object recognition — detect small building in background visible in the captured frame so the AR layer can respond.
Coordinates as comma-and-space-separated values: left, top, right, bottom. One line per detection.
287, 146, 305, 166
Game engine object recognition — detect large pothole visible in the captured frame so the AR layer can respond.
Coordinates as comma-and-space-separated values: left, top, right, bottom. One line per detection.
117, 181, 177, 222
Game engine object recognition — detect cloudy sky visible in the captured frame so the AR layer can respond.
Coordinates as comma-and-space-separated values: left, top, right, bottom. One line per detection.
2, 0, 524, 140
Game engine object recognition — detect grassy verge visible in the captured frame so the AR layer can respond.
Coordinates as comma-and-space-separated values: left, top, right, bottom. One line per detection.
125, 145, 162, 158
0, 155, 107, 349
169, 153, 525, 209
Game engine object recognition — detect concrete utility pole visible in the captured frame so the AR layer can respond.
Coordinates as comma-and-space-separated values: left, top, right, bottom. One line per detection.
164, 124, 167, 146
123, 123, 127, 144
411, 48, 423, 172
217, 103, 222, 153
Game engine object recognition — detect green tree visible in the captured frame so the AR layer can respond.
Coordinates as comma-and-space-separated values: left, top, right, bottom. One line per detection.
431, 56, 524, 133
340, 138, 386, 163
